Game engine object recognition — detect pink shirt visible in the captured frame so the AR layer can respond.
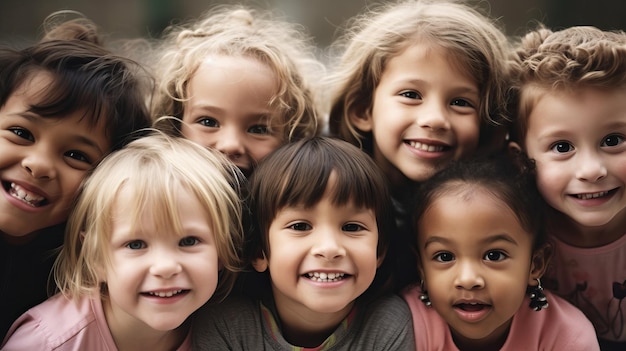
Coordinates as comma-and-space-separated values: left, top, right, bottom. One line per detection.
402, 286, 599, 350
1, 293, 191, 351
544, 233, 626, 343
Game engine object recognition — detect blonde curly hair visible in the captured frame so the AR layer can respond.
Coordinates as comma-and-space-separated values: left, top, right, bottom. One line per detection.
150, 5, 323, 142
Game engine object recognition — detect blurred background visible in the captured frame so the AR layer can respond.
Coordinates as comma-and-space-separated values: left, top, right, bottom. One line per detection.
1, 0, 625, 49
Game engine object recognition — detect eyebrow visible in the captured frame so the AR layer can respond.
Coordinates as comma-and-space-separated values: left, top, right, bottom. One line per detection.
402, 79, 480, 96
188, 103, 272, 121
16, 112, 106, 154
423, 233, 519, 249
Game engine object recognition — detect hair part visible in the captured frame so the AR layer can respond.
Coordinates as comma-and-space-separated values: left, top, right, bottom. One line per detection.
327, 0, 511, 153
54, 133, 246, 301
151, 4, 323, 142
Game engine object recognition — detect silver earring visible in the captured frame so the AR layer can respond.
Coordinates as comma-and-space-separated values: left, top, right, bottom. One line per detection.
419, 280, 432, 307
529, 278, 549, 311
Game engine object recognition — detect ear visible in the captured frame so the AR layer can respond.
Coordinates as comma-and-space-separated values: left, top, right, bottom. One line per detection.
348, 107, 373, 132
508, 141, 522, 154
528, 243, 552, 285
252, 251, 269, 273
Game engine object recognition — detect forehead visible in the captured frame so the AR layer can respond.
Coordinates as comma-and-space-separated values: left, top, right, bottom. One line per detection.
418, 189, 530, 247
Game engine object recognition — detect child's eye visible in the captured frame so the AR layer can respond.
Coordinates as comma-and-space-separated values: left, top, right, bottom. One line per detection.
434, 252, 454, 262
484, 250, 507, 261
64, 150, 92, 164
550, 141, 573, 153
198, 117, 219, 128
450, 98, 474, 108
179, 236, 199, 247
289, 222, 311, 231
9, 127, 34, 141
248, 125, 270, 135
601, 134, 624, 147
342, 223, 364, 232
399, 90, 421, 99
126, 240, 146, 250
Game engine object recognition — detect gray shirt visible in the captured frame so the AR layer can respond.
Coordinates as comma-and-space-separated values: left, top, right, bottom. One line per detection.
192, 294, 415, 350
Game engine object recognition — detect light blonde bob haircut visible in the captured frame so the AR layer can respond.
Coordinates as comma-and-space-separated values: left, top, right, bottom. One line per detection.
54, 132, 245, 301
328, 0, 511, 153
151, 4, 323, 142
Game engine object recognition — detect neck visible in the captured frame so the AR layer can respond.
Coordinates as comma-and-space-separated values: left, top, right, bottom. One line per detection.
274, 300, 354, 348
549, 210, 626, 248
103, 298, 188, 351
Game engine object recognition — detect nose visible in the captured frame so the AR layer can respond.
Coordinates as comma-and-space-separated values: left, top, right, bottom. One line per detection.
212, 127, 245, 160
22, 149, 57, 179
454, 260, 485, 290
575, 152, 607, 182
149, 249, 182, 279
311, 229, 346, 261
417, 99, 450, 131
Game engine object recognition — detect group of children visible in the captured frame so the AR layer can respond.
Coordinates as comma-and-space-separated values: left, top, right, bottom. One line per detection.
0, 0, 623, 350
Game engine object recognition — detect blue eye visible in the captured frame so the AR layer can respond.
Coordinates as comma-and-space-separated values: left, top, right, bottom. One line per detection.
126, 240, 146, 250
179, 237, 199, 247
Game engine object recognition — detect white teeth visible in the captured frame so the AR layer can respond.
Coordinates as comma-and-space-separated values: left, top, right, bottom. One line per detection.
577, 191, 609, 200
148, 289, 183, 297
10, 183, 45, 206
306, 272, 345, 282
408, 141, 445, 152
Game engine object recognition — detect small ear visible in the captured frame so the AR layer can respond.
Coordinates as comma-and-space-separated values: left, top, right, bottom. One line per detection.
508, 141, 522, 154
349, 107, 373, 132
528, 243, 552, 285
252, 252, 269, 273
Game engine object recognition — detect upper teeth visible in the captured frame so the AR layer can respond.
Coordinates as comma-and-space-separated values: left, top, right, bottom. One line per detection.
408, 141, 445, 152
306, 272, 345, 282
577, 191, 609, 200
148, 290, 183, 297
10, 183, 45, 206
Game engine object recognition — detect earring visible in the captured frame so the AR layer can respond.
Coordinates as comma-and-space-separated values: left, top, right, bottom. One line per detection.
529, 278, 549, 311
419, 280, 432, 307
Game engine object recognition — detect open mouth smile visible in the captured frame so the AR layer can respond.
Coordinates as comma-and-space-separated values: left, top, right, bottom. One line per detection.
142, 289, 189, 298
304, 272, 349, 282
4, 182, 47, 207
406, 141, 449, 153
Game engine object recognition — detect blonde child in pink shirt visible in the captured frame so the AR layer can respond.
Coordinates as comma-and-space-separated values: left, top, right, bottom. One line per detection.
2, 134, 245, 351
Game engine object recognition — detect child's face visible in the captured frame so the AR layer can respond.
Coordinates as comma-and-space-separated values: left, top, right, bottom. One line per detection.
417, 189, 538, 346
0, 72, 110, 241
353, 43, 480, 184
103, 186, 220, 333
181, 55, 284, 177
523, 88, 626, 240
254, 186, 380, 324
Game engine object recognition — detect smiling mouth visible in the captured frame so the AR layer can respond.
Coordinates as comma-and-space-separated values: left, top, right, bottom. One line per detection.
304, 272, 348, 282
573, 188, 617, 200
4, 182, 47, 207
142, 289, 189, 298
406, 141, 449, 152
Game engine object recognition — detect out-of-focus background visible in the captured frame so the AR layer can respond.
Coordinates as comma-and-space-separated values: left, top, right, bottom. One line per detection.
1, 0, 625, 48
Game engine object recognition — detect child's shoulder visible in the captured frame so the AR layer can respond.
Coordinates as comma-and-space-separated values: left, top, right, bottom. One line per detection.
2, 293, 113, 350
